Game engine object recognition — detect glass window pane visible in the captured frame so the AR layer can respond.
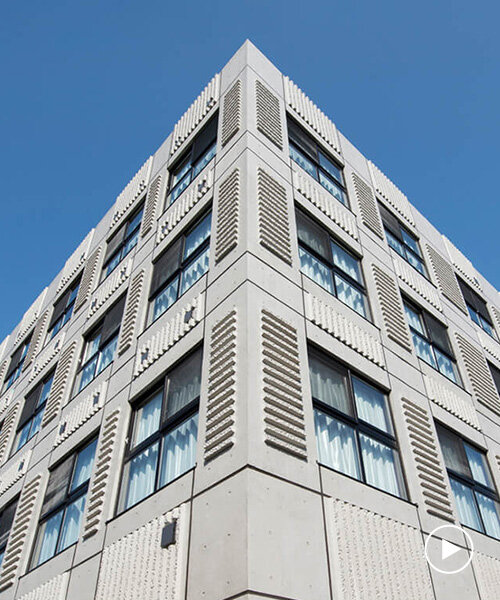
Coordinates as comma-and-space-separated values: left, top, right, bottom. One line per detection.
133, 392, 162, 447
314, 409, 361, 479
352, 377, 391, 433
179, 247, 210, 295
404, 304, 425, 335
71, 439, 97, 491
192, 143, 216, 177
435, 349, 458, 383
309, 355, 351, 415
58, 495, 86, 552
476, 492, 500, 539
183, 213, 211, 260
32, 510, 64, 566
411, 332, 437, 368
405, 250, 426, 275
122, 229, 139, 258
14, 422, 31, 452
96, 336, 118, 376
479, 316, 496, 338
318, 172, 346, 205
105, 253, 121, 278
290, 145, 317, 179
331, 241, 362, 283
170, 173, 191, 204
401, 229, 421, 255
171, 157, 191, 188
153, 277, 179, 321
359, 434, 404, 497
318, 152, 342, 183
386, 230, 406, 257
84, 333, 101, 363
39, 376, 53, 407
296, 214, 330, 259
159, 414, 198, 487
299, 248, 334, 293
166, 352, 202, 418
334, 274, 367, 317
126, 210, 143, 236
28, 411, 43, 440
464, 444, 492, 488
121, 442, 159, 511
437, 426, 471, 478
450, 478, 482, 531
78, 356, 98, 393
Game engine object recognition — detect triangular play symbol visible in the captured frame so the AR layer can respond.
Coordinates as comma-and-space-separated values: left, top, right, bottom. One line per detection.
442, 539, 460, 561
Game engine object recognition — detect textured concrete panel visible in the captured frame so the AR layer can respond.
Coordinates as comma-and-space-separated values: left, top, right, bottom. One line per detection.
87, 258, 131, 319
140, 171, 164, 238
0, 449, 31, 496
425, 244, 468, 313
109, 156, 152, 230
74, 246, 102, 314
29, 331, 65, 383
221, 79, 242, 147
351, 172, 384, 239
117, 269, 146, 355
474, 552, 500, 600
17, 571, 69, 600
255, 80, 283, 149
393, 254, 442, 312
424, 374, 480, 430
368, 161, 415, 226
214, 168, 240, 263
41, 340, 78, 428
0, 403, 19, 464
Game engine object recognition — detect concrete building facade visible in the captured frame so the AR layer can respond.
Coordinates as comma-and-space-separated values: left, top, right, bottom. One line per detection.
0, 41, 499, 599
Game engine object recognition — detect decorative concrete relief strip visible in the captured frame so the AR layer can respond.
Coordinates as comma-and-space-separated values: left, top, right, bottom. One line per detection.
351, 172, 384, 239
171, 74, 220, 156
141, 172, 163, 238
74, 245, 102, 313
401, 398, 455, 521
371, 264, 413, 352
14, 288, 47, 348
0, 404, 19, 465
261, 309, 307, 460
82, 408, 120, 539
0, 393, 13, 420
17, 572, 69, 600
293, 171, 358, 241
425, 244, 468, 313
29, 331, 66, 383
214, 168, 240, 263
474, 552, 500, 600
110, 156, 153, 230
204, 311, 237, 462
87, 258, 132, 319
134, 293, 204, 377
0, 474, 42, 591
221, 79, 241, 147
443, 235, 481, 290
393, 255, 442, 312
455, 333, 500, 417
57, 228, 94, 293
491, 306, 500, 333
257, 167, 292, 265
54, 382, 107, 448
424, 374, 480, 430
0, 449, 31, 497
95, 503, 188, 600
23, 308, 50, 372
42, 341, 78, 428
255, 80, 283, 149
479, 331, 500, 365
118, 270, 146, 355
157, 168, 214, 245
330, 499, 434, 600
368, 161, 415, 226
305, 293, 385, 368
283, 76, 341, 154
0, 336, 9, 362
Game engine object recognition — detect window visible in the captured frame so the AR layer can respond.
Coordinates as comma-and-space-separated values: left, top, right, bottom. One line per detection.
297, 210, 369, 318
102, 206, 143, 280
457, 278, 497, 340
288, 117, 348, 207
118, 348, 201, 512
0, 497, 18, 568
150, 211, 211, 323
403, 299, 460, 384
31, 437, 97, 567
47, 277, 81, 341
12, 371, 54, 454
3, 337, 31, 392
489, 362, 500, 396
437, 424, 500, 539
167, 117, 217, 206
310, 349, 406, 499
73, 296, 126, 395
379, 203, 427, 276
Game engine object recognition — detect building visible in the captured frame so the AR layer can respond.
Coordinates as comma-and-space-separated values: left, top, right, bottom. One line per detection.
0, 40, 499, 600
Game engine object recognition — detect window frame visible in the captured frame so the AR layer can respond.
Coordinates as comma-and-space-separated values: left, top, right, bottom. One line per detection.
117, 347, 202, 514
296, 208, 370, 319
30, 436, 97, 569
0, 496, 18, 568
287, 115, 349, 208
457, 277, 498, 340
436, 423, 500, 539
2, 337, 31, 393
166, 116, 218, 208
310, 347, 407, 500
403, 298, 461, 385
46, 276, 82, 342
101, 204, 144, 282
148, 209, 211, 324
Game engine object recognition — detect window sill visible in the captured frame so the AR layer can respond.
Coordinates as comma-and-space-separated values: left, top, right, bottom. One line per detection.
162, 159, 215, 218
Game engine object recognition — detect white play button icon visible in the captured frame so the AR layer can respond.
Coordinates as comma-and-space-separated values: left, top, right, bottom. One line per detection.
441, 539, 461, 561
425, 525, 474, 574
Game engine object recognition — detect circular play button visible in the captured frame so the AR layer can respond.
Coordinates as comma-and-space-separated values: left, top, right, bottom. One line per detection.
424, 525, 474, 574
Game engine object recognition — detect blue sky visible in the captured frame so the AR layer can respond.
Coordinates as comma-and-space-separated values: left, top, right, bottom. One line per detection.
1, 0, 499, 340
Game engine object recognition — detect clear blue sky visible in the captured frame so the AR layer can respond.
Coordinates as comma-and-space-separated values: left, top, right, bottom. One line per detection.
1, 0, 499, 341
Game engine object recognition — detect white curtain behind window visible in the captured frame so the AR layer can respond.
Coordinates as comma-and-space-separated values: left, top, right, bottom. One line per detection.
450, 478, 482, 531
314, 409, 360, 479
123, 442, 159, 511
359, 434, 401, 496
160, 415, 198, 487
